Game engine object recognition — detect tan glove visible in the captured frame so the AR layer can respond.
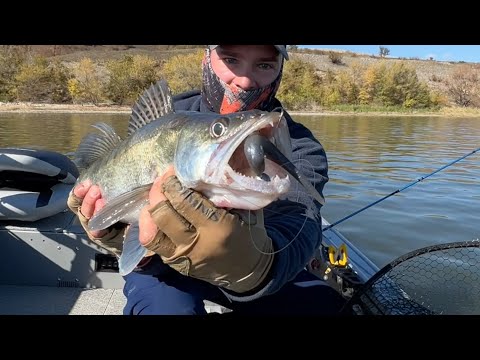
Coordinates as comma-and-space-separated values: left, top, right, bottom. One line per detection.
67, 186, 126, 258
143, 176, 274, 294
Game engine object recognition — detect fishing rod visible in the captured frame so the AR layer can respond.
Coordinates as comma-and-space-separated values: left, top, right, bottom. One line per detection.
323, 146, 480, 231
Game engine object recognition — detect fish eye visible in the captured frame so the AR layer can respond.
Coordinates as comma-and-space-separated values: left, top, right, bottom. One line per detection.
210, 119, 228, 138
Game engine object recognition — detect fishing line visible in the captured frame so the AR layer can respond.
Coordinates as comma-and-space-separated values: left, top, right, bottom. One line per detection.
248, 157, 319, 255
323, 146, 480, 232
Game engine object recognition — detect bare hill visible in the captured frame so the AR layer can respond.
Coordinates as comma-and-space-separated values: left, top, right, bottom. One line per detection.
29, 45, 205, 62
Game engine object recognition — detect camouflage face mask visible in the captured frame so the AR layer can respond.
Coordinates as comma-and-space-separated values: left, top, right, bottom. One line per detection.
201, 47, 284, 114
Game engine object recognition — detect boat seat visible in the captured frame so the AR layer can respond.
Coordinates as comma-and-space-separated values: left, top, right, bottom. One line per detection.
0, 147, 79, 222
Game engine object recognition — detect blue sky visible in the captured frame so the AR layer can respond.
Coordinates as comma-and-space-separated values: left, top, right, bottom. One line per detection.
299, 45, 480, 63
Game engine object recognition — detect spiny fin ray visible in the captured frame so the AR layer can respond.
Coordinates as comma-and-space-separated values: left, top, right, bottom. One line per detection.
128, 79, 174, 136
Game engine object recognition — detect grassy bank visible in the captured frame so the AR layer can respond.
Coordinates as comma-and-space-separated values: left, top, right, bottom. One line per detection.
0, 102, 131, 114
293, 105, 480, 117
1, 102, 480, 117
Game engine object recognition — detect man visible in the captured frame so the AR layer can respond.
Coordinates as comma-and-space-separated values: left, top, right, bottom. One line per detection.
68, 45, 345, 315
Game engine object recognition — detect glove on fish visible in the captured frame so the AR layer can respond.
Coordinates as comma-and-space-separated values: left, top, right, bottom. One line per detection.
67, 190, 125, 258
144, 176, 274, 294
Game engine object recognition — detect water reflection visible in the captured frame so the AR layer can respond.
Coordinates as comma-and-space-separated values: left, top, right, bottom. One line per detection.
0, 113, 129, 154
298, 115, 480, 267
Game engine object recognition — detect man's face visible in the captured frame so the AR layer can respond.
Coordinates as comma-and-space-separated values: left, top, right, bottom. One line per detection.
210, 45, 283, 90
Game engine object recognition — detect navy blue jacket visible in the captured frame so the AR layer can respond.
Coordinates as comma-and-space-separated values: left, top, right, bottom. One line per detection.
173, 90, 329, 301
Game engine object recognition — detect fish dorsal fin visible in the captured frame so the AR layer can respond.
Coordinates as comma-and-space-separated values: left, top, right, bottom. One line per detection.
128, 79, 174, 136
74, 122, 122, 171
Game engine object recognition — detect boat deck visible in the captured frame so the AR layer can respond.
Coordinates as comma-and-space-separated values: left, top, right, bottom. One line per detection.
0, 213, 376, 315
0, 284, 230, 315
0, 284, 126, 315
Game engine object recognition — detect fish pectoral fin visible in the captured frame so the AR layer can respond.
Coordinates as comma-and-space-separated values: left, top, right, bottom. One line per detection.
118, 223, 148, 276
88, 184, 152, 232
74, 123, 122, 171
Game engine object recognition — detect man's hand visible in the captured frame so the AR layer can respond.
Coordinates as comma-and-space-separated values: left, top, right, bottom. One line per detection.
67, 180, 126, 257
138, 165, 274, 294
68, 180, 107, 238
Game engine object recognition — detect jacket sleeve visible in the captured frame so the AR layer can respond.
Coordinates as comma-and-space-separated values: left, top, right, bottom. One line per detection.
221, 112, 329, 301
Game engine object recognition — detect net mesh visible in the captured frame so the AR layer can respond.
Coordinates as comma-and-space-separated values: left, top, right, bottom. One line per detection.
342, 240, 480, 315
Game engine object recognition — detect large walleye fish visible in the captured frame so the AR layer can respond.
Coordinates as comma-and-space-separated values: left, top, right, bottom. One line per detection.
73, 80, 324, 275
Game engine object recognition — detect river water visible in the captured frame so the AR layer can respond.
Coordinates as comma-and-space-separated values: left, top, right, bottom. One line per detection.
1, 112, 479, 268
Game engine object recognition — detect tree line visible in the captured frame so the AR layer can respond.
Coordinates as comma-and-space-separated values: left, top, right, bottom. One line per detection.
1, 46, 479, 111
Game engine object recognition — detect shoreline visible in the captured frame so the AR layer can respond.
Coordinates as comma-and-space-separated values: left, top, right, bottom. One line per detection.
1, 102, 480, 117
0, 102, 131, 114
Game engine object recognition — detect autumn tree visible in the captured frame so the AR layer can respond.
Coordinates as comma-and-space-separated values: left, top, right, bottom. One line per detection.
14, 56, 72, 103
277, 58, 323, 110
160, 50, 204, 94
106, 54, 161, 105
446, 64, 480, 107
0, 46, 31, 101
68, 58, 106, 104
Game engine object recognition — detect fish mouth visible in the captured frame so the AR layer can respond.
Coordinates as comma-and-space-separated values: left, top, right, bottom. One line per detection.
228, 135, 288, 182
207, 110, 291, 195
